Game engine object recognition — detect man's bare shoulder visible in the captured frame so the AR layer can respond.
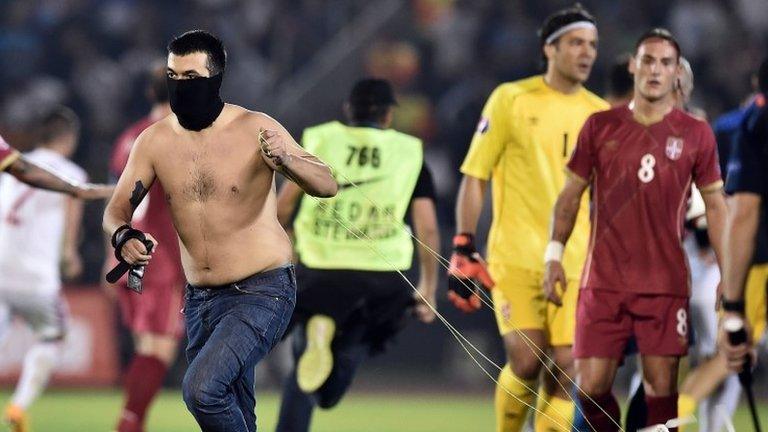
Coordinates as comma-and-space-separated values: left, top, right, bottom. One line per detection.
129, 116, 176, 159
136, 116, 174, 143
223, 104, 285, 131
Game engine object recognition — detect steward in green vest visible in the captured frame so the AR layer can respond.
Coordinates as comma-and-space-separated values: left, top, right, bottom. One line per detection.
275, 78, 439, 432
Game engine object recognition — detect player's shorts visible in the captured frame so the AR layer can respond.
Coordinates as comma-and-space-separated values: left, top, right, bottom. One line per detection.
574, 288, 689, 359
745, 263, 768, 342
0, 288, 68, 341
291, 264, 414, 354
489, 264, 578, 346
117, 276, 184, 337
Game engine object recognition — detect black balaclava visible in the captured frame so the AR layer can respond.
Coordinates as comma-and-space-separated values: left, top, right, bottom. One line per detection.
167, 74, 225, 131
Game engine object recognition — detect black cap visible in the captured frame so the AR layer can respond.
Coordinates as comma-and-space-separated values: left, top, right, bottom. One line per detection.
349, 78, 397, 107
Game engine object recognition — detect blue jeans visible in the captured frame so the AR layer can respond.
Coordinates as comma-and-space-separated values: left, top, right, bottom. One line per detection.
182, 265, 296, 432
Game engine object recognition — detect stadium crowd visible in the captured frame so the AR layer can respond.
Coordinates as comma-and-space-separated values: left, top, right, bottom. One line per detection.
1, 1, 767, 274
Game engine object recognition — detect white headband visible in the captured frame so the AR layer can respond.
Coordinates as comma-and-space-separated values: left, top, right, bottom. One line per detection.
545, 21, 597, 45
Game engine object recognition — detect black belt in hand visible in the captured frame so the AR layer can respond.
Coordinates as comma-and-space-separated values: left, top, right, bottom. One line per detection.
106, 227, 154, 293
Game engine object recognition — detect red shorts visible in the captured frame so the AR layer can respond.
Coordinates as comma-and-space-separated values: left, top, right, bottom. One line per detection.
574, 288, 689, 359
116, 267, 184, 337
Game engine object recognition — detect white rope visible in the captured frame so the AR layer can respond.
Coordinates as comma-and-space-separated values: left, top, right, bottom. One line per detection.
307, 196, 573, 431
325, 170, 623, 431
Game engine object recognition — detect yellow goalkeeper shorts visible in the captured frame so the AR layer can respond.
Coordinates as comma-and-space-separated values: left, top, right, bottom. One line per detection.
489, 263, 578, 346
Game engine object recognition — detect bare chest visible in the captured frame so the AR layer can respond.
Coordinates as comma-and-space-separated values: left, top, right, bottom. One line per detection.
155, 142, 267, 204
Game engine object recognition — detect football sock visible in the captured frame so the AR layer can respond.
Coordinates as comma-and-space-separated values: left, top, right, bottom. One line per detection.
117, 355, 167, 432
578, 391, 621, 432
645, 394, 678, 431
495, 364, 536, 432
534, 390, 574, 432
11, 342, 59, 409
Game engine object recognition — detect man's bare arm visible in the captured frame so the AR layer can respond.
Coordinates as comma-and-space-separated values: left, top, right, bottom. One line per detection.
276, 180, 305, 228
455, 175, 487, 234
7, 156, 113, 199
412, 198, 440, 312
550, 175, 589, 244
543, 175, 589, 305
258, 115, 337, 198
722, 193, 760, 302
700, 188, 727, 270
719, 193, 760, 372
62, 195, 84, 280
103, 132, 157, 264
413, 198, 440, 296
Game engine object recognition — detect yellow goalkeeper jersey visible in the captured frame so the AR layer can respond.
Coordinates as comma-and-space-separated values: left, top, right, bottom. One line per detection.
460, 75, 609, 276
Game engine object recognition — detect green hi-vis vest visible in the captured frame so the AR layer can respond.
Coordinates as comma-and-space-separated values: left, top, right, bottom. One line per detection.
294, 121, 423, 271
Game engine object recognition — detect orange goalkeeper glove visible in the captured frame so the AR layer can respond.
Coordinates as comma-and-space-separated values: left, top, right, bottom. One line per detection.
447, 233, 495, 313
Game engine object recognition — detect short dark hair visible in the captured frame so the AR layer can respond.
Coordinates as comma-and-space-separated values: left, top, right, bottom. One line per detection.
635, 28, 681, 60
538, 4, 596, 67
167, 30, 227, 75
348, 79, 397, 124
607, 53, 634, 98
39, 106, 80, 144
539, 3, 596, 47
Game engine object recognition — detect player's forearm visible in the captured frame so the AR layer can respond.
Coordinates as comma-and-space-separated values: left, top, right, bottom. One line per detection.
63, 198, 83, 258
722, 196, 760, 301
103, 179, 147, 237
416, 218, 440, 299
456, 175, 487, 234
103, 202, 134, 237
8, 157, 82, 196
702, 191, 727, 270
550, 188, 582, 244
281, 155, 337, 198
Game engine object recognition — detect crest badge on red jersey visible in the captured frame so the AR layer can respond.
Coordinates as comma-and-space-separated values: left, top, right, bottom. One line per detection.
665, 137, 684, 160
476, 117, 490, 134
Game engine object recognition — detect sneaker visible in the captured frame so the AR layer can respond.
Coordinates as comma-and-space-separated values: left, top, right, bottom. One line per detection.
296, 314, 336, 393
4, 404, 29, 432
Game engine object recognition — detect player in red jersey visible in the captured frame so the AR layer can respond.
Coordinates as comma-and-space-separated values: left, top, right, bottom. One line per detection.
543, 29, 728, 431
103, 64, 184, 432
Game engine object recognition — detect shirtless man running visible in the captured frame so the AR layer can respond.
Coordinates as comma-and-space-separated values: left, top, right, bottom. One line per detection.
103, 30, 337, 432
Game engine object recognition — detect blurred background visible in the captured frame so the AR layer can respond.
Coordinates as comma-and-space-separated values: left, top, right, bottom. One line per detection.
0, 0, 767, 430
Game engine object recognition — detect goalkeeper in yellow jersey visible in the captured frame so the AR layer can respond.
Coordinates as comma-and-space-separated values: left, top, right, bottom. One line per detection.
449, 5, 609, 431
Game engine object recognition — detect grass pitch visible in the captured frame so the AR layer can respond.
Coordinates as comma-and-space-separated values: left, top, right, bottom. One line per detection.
1, 389, 765, 431
0, 389, 494, 431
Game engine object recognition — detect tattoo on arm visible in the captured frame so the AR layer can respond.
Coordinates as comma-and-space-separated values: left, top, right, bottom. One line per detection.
129, 180, 148, 209
551, 189, 583, 244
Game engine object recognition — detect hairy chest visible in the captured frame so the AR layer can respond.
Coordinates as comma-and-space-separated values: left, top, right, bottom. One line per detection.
155, 142, 267, 204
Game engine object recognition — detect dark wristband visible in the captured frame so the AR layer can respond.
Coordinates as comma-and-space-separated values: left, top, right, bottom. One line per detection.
453, 233, 476, 256
110, 224, 132, 248
722, 298, 746, 314
113, 227, 147, 263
